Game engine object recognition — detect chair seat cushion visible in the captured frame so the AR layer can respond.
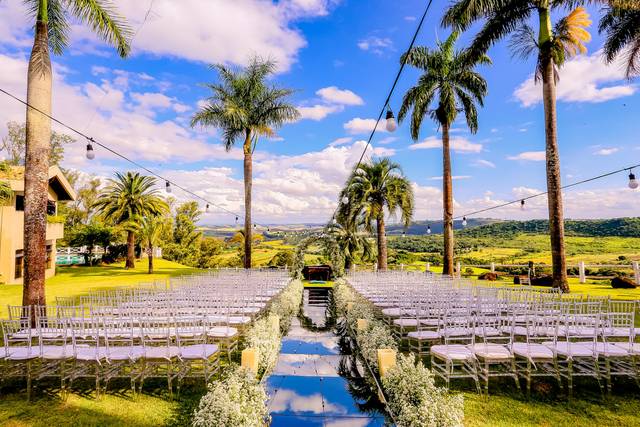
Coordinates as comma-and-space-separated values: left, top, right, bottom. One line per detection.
75, 345, 108, 361
601, 327, 633, 338
40, 345, 75, 360
612, 342, 640, 354
439, 327, 471, 338
543, 341, 594, 358
108, 346, 145, 361
511, 342, 554, 359
207, 326, 238, 338
431, 344, 475, 361
594, 342, 630, 357
180, 344, 219, 360
6, 347, 39, 360
470, 343, 513, 359
144, 346, 180, 360
407, 330, 440, 340
473, 327, 501, 337
393, 318, 419, 327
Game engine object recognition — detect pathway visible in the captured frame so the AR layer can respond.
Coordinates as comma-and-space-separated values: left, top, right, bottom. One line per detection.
265, 288, 388, 426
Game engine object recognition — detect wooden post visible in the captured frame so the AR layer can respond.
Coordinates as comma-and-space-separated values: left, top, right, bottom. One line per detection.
633, 261, 640, 285
490, 262, 495, 273
456, 262, 461, 278
377, 349, 397, 377
400, 264, 404, 271
241, 348, 259, 376
425, 262, 430, 272
578, 261, 586, 284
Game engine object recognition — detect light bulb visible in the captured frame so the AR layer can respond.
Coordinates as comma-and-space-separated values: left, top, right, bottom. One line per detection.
342, 196, 349, 205
235, 216, 239, 225
165, 181, 172, 193
402, 231, 406, 238
462, 217, 467, 227
385, 109, 397, 132
86, 143, 95, 160
427, 225, 431, 234
205, 204, 210, 213
520, 200, 525, 210
629, 173, 639, 190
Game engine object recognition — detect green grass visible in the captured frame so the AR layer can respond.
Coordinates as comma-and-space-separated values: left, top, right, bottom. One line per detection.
0, 258, 200, 319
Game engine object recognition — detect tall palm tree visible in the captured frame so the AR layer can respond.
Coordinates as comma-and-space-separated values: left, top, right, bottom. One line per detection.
600, 1, 640, 78
94, 172, 167, 269
19, 0, 130, 307
397, 32, 490, 277
341, 158, 414, 271
443, 2, 593, 292
138, 216, 164, 274
191, 57, 299, 269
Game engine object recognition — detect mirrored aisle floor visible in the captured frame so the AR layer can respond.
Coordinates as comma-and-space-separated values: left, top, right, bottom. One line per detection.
266, 315, 389, 426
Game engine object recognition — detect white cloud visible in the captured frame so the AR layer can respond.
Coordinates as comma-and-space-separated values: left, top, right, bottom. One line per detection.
298, 104, 343, 121
329, 136, 353, 147
316, 86, 364, 106
507, 151, 546, 161
377, 136, 398, 145
514, 51, 637, 107
357, 36, 393, 55
594, 147, 619, 156
0, 0, 338, 73
404, 16, 417, 21
344, 118, 389, 135
409, 136, 483, 153
474, 159, 496, 168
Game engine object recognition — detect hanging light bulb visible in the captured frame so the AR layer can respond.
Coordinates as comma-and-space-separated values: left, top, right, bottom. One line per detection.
254, 223, 257, 229
402, 231, 406, 238
267, 227, 270, 232
520, 199, 525, 210
165, 181, 172, 193
205, 204, 210, 213
342, 196, 349, 205
235, 215, 239, 226
462, 217, 467, 227
629, 172, 639, 190
427, 225, 431, 234
385, 108, 397, 132
86, 142, 95, 160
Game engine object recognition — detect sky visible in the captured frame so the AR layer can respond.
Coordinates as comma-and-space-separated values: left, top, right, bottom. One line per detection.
0, 0, 639, 225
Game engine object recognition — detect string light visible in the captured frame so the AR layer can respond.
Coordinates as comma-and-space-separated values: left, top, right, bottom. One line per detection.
520, 199, 525, 210
85, 142, 95, 160
342, 196, 349, 205
205, 204, 210, 213
629, 171, 638, 190
402, 230, 406, 238
385, 107, 397, 132
165, 181, 172, 193
427, 225, 431, 234
462, 217, 467, 227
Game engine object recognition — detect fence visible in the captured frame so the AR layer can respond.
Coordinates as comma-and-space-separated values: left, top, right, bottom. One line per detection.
351, 261, 640, 284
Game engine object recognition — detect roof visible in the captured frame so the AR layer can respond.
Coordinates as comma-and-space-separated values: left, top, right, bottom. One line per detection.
1, 165, 76, 201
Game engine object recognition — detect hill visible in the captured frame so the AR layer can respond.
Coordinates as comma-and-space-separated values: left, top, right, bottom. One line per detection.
458, 218, 640, 238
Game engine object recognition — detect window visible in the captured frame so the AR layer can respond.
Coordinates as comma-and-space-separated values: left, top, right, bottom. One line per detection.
15, 195, 24, 211
47, 200, 56, 216
15, 250, 24, 279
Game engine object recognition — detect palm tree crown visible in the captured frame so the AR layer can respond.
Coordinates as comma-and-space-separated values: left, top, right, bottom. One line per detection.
398, 31, 490, 137
340, 158, 414, 270
600, 1, 640, 78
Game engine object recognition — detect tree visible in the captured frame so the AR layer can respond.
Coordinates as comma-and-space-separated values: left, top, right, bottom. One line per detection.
340, 158, 414, 270
327, 212, 375, 270
268, 249, 295, 268
197, 237, 225, 269
68, 222, 114, 266
443, 2, 594, 292
600, 1, 640, 78
93, 172, 167, 269
138, 216, 165, 274
1, 121, 73, 166
19, 0, 130, 308
191, 57, 299, 269
397, 31, 489, 276
162, 201, 203, 266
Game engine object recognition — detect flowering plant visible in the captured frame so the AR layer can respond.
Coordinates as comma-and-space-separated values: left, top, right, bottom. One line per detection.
269, 279, 303, 333
245, 314, 281, 377
192, 366, 269, 427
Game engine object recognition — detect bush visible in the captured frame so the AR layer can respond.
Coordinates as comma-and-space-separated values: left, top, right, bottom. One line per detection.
382, 354, 464, 427
192, 366, 269, 427
356, 322, 397, 370
269, 279, 303, 334
244, 315, 281, 377
268, 249, 295, 268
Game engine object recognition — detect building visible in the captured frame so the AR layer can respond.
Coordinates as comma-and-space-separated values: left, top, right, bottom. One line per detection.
0, 165, 76, 284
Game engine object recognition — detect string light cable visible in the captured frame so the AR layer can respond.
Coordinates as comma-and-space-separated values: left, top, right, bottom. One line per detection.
0, 86, 268, 227
454, 163, 640, 221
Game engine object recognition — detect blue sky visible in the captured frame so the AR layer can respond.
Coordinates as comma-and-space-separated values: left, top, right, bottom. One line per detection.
0, 0, 638, 224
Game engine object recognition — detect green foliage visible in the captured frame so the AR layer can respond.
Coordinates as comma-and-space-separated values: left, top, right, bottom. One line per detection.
67, 222, 115, 265
0, 121, 74, 166
244, 315, 281, 377
196, 237, 225, 268
600, 3, 640, 78
459, 218, 640, 238
268, 249, 295, 268
46, 214, 66, 224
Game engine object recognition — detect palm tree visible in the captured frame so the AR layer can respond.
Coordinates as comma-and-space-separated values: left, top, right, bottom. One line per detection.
327, 215, 375, 271
138, 216, 164, 274
443, 2, 593, 292
397, 32, 490, 277
191, 57, 299, 269
94, 172, 167, 269
600, 1, 640, 78
19, 0, 130, 307
341, 158, 414, 271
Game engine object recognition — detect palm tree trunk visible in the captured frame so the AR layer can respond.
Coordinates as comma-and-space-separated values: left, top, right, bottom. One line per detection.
441, 122, 455, 276
148, 249, 154, 274
376, 214, 387, 271
23, 19, 52, 311
539, 7, 569, 292
243, 131, 253, 269
125, 230, 135, 269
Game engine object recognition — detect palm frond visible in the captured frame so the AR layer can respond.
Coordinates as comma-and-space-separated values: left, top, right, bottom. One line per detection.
67, 0, 132, 57
509, 25, 538, 60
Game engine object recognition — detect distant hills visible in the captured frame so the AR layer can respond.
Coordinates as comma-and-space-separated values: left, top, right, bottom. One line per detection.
201, 217, 640, 239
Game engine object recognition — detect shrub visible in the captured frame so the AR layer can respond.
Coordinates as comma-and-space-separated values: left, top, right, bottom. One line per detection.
245, 315, 281, 377
356, 321, 397, 370
192, 366, 269, 427
269, 279, 303, 333
382, 354, 464, 427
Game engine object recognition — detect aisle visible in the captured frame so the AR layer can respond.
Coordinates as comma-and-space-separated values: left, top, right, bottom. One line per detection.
265, 289, 387, 426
